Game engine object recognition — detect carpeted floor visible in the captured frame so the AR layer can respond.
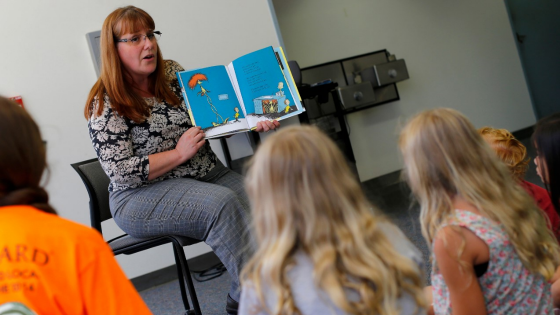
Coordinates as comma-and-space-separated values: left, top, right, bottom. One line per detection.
140, 271, 231, 315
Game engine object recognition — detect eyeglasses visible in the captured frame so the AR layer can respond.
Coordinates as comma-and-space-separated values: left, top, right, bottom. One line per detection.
116, 31, 161, 46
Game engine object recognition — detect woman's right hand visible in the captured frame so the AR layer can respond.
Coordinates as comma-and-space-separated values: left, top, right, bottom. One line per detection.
147, 127, 206, 180
175, 127, 206, 163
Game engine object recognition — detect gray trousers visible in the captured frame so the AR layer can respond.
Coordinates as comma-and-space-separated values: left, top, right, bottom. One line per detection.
109, 163, 252, 301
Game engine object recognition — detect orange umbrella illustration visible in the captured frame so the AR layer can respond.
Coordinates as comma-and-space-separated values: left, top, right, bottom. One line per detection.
188, 73, 227, 126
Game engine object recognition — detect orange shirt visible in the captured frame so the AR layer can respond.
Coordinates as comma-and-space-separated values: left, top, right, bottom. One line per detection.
0, 205, 152, 315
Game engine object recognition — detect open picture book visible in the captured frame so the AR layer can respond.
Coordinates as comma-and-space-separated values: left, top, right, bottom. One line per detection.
176, 46, 305, 138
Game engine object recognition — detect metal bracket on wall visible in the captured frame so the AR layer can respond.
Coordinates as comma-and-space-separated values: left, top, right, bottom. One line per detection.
86, 30, 102, 77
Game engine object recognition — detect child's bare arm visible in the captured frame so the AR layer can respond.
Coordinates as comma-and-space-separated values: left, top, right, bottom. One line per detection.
434, 226, 489, 315
551, 267, 560, 308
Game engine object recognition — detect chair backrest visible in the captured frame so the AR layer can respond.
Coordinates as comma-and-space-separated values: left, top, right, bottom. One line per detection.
288, 60, 302, 88
71, 158, 112, 233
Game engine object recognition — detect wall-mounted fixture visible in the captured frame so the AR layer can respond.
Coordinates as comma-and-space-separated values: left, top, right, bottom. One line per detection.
360, 58, 409, 88
299, 50, 409, 115
86, 30, 102, 77
294, 50, 410, 163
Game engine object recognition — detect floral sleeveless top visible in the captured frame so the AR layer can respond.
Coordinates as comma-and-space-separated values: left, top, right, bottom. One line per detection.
432, 209, 553, 315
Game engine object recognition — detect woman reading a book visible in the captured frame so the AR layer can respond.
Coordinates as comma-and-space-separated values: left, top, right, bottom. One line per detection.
83, 6, 279, 314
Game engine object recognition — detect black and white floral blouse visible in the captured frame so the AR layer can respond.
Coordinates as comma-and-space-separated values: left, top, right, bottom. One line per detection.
88, 60, 218, 192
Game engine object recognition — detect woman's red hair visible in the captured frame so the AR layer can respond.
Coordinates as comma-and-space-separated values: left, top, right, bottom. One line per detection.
84, 6, 180, 123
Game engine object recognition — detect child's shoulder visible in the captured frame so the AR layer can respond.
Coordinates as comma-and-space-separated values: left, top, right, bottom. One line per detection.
434, 210, 502, 261
433, 223, 490, 269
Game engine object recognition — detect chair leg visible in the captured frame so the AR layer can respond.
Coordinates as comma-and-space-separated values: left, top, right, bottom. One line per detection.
181, 256, 202, 315
172, 243, 191, 312
171, 239, 202, 315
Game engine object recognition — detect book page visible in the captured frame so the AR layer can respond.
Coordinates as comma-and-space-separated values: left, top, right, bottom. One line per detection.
226, 62, 247, 118
176, 65, 250, 138
231, 47, 303, 128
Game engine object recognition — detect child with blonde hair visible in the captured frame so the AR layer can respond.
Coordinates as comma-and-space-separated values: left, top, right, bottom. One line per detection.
400, 108, 560, 314
239, 125, 427, 315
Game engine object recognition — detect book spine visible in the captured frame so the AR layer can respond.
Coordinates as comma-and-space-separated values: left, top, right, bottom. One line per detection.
278, 47, 302, 102
274, 51, 284, 70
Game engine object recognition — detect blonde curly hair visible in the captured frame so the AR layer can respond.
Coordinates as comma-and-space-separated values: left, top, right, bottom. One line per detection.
243, 125, 426, 315
400, 108, 559, 280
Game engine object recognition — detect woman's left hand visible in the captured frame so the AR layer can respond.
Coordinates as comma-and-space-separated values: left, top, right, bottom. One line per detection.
255, 120, 280, 133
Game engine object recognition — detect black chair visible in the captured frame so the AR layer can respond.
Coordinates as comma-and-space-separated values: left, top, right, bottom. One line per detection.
288, 60, 302, 89
71, 158, 202, 315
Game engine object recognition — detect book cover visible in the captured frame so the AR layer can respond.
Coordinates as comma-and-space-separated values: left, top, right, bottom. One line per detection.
177, 46, 304, 138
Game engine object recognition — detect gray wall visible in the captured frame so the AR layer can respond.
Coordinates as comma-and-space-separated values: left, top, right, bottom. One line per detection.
273, 0, 534, 181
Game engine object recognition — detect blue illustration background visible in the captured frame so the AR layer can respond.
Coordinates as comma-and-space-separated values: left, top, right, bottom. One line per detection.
178, 65, 244, 129
233, 47, 295, 115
